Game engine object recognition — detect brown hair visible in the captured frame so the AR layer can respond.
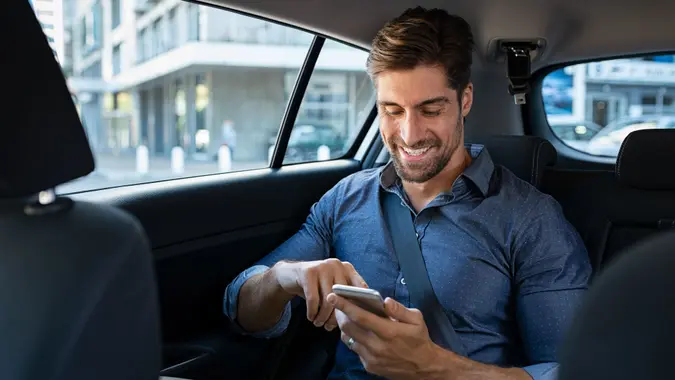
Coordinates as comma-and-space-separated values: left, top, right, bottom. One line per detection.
367, 7, 475, 94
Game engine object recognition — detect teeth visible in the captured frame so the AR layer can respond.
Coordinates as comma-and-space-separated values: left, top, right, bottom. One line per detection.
402, 147, 430, 156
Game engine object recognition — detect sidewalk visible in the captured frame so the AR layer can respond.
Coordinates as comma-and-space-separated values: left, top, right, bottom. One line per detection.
57, 153, 268, 194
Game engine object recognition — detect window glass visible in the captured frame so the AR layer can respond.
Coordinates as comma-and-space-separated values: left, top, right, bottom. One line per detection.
111, 0, 121, 29
543, 54, 675, 157
44, 2, 322, 193
284, 39, 374, 164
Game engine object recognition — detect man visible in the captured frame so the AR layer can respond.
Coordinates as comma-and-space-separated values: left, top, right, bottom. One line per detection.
224, 6, 591, 380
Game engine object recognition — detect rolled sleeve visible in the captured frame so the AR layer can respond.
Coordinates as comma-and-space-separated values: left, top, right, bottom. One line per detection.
523, 362, 558, 380
223, 265, 292, 338
513, 194, 592, 365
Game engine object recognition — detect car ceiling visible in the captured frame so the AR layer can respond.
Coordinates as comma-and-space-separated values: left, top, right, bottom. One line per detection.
201, 0, 675, 140
205, 0, 675, 70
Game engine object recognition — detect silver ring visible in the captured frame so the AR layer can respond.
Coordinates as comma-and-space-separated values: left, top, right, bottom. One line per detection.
347, 337, 355, 349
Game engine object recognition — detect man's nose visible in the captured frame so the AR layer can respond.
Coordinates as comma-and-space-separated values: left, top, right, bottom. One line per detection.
399, 113, 424, 147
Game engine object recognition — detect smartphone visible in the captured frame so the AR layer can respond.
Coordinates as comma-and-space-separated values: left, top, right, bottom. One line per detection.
331, 284, 387, 318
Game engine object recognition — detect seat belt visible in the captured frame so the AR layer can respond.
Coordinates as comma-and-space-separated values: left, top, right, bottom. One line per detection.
381, 190, 467, 356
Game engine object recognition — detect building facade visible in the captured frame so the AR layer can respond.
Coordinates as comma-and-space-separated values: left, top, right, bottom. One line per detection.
30, 0, 65, 63
544, 55, 675, 127
67, 0, 372, 163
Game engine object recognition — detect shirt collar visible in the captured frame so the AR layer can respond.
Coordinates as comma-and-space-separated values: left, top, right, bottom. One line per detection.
379, 143, 495, 197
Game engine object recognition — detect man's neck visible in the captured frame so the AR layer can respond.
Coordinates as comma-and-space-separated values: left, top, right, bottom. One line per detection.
402, 146, 471, 213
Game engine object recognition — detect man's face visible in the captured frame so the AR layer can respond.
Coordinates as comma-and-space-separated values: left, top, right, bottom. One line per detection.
377, 65, 473, 183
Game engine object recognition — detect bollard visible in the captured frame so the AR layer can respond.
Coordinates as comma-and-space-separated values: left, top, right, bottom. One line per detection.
171, 146, 184, 174
317, 145, 330, 161
218, 145, 232, 172
136, 145, 149, 174
268, 145, 275, 165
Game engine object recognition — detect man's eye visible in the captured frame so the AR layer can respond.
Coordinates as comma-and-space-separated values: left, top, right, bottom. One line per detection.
384, 108, 403, 116
421, 109, 441, 117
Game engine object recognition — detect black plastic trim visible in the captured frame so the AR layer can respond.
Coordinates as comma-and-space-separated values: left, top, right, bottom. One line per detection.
270, 36, 325, 168
362, 133, 384, 170
345, 104, 378, 158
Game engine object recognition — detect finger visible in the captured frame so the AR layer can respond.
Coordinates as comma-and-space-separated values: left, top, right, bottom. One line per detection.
303, 272, 320, 322
384, 297, 424, 325
324, 309, 337, 331
337, 310, 376, 346
340, 328, 373, 356
344, 263, 368, 288
313, 276, 335, 327
328, 294, 391, 337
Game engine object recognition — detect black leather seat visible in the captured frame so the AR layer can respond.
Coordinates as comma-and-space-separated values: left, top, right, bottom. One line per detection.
558, 231, 675, 380
473, 135, 556, 188
542, 129, 675, 271
0, 3, 161, 380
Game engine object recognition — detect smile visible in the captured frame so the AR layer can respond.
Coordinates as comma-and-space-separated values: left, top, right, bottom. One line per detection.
401, 146, 431, 157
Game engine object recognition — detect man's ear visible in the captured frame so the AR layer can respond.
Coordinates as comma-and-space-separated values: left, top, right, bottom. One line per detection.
461, 83, 473, 118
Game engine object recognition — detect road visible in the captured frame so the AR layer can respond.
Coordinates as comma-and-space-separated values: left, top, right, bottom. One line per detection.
57, 153, 268, 194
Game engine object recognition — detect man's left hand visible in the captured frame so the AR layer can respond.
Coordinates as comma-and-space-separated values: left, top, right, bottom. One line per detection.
327, 293, 447, 380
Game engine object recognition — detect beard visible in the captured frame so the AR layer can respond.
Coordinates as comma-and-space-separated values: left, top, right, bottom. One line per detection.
387, 116, 463, 183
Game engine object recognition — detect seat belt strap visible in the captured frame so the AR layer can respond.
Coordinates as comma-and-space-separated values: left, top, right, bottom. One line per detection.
381, 190, 467, 356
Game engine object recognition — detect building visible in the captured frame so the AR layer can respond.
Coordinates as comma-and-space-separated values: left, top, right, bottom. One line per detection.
30, 0, 65, 63
67, 0, 372, 163
545, 55, 675, 127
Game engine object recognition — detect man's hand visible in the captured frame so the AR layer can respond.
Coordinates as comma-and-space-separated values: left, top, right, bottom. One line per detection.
271, 259, 368, 331
328, 294, 532, 380
327, 293, 445, 380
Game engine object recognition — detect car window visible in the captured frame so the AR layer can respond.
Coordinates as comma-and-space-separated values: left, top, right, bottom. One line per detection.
543, 54, 675, 157
33, 1, 372, 194
283, 39, 374, 164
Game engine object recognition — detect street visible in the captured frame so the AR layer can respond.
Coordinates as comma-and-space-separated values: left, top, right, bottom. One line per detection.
57, 153, 268, 194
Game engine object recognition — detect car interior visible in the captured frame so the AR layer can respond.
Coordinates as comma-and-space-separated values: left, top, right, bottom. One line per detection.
3, 0, 675, 379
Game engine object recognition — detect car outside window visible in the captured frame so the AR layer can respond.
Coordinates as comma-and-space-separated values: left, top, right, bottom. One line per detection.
542, 54, 675, 157
32, 1, 374, 193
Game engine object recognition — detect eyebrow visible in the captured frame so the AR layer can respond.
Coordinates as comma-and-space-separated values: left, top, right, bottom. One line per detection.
378, 96, 450, 108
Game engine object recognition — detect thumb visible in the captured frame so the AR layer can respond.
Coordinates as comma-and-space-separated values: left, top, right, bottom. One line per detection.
384, 297, 422, 324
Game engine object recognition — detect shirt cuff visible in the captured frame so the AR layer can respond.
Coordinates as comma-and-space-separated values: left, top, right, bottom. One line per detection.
223, 264, 292, 339
523, 362, 558, 380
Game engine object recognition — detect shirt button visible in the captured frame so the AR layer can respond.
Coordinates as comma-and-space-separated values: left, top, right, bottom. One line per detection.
401, 277, 406, 285
415, 232, 419, 238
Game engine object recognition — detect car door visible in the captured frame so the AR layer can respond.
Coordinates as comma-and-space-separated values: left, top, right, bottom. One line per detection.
53, 2, 379, 379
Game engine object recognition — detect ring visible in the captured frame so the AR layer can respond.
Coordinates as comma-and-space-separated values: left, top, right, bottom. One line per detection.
347, 337, 355, 350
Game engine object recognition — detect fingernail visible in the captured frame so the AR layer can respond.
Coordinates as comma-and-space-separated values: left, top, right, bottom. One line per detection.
327, 293, 337, 305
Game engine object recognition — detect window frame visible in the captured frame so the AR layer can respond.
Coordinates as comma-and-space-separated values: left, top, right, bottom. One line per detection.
61, 2, 379, 194
529, 50, 675, 167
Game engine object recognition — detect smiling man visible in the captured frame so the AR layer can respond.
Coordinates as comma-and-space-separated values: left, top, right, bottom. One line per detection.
223, 6, 591, 380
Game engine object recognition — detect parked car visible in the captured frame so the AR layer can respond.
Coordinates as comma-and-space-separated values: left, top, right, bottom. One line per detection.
283, 123, 346, 163
549, 120, 603, 150
586, 115, 675, 156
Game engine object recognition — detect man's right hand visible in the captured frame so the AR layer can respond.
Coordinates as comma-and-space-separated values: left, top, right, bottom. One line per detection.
270, 258, 368, 331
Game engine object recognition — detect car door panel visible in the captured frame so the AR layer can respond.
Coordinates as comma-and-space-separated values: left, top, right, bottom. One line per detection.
71, 160, 360, 379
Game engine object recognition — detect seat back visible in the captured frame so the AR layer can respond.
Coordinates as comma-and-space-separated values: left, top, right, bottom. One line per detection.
378, 135, 558, 188
558, 231, 675, 380
542, 129, 675, 271
472, 135, 557, 188
0, 3, 160, 380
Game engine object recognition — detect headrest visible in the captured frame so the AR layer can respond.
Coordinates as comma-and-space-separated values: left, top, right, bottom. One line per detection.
616, 129, 675, 191
0, 1, 94, 198
474, 136, 557, 188
558, 231, 675, 380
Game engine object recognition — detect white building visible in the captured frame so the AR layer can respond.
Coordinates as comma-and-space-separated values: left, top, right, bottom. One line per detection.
30, 0, 65, 64
68, 0, 372, 162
